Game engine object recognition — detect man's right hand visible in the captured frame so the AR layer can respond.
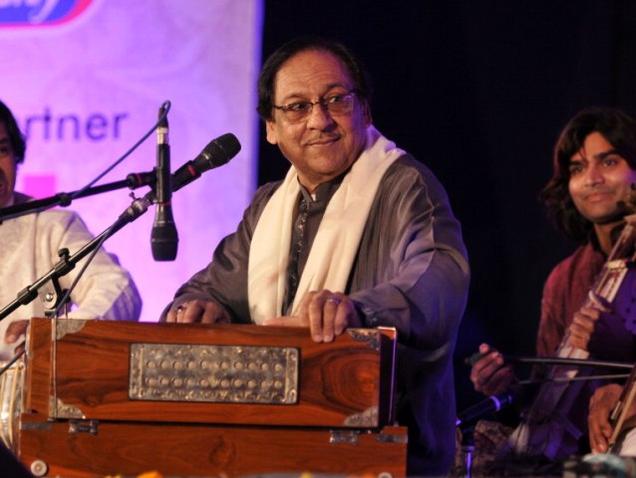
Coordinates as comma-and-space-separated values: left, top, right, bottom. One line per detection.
469, 343, 515, 396
4, 319, 29, 357
165, 299, 231, 324
588, 383, 626, 453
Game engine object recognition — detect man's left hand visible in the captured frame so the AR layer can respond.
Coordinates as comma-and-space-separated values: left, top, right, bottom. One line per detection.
566, 304, 604, 350
263, 290, 362, 342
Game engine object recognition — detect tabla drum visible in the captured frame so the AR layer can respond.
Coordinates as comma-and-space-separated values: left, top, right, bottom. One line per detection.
0, 359, 24, 452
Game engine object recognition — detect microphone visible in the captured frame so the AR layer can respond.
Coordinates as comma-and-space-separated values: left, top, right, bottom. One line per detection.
456, 392, 515, 428
117, 134, 240, 226
171, 133, 241, 191
151, 104, 178, 261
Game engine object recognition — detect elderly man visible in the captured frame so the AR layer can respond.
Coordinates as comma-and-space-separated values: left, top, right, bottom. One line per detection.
165, 37, 469, 475
0, 99, 141, 360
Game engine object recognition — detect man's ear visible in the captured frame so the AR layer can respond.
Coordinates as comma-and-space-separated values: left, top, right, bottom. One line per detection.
265, 120, 278, 145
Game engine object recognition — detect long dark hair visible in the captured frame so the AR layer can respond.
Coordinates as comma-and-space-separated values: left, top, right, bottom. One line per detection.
541, 107, 636, 242
0, 99, 25, 164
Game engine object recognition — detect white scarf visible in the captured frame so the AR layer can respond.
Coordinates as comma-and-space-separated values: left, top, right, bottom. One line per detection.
248, 126, 404, 324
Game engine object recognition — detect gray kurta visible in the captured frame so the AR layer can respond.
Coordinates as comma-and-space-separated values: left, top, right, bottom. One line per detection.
170, 154, 470, 475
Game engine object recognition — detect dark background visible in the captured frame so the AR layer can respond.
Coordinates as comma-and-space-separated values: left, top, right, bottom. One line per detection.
257, 0, 636, 410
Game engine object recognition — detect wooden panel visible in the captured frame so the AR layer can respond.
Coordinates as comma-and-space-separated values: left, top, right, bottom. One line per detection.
379, 326, 397, 425
18, 419, 407, 478
24, 318, 52, 417
26, 319, 395, 428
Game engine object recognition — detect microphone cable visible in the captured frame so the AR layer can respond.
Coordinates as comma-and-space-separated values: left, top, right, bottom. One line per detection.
69, 100, 171, 200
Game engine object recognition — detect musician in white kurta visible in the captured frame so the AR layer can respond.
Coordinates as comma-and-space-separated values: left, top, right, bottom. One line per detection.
0, 100, 141, 360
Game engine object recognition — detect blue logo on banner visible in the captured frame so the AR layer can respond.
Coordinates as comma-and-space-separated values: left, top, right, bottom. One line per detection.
0, 0, 93, 27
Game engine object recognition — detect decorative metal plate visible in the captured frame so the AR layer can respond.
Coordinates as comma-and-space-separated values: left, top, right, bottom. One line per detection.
50, 396, 85, 419
55, 319, 88, 340
347, 328, 380, 350
129, 343, 299, 404
344, 406, 378, 427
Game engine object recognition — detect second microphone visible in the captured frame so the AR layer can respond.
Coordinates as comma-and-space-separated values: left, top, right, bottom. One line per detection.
151, 102, 178, 261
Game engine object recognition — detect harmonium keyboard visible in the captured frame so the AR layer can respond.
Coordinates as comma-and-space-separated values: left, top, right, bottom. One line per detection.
3, 318, 406, 477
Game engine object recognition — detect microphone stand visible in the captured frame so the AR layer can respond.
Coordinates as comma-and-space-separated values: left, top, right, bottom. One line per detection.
0, 192, 153, 382
457, 426, 475, 478
0, 171, 155, 223
0, 192, 152, 323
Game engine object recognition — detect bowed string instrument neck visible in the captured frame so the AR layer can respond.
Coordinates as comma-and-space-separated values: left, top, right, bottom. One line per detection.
508, 201, 636, 460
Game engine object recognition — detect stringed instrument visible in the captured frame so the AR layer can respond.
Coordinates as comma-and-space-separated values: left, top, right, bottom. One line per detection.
507, 213, 636, 461
608, 364, 636, 454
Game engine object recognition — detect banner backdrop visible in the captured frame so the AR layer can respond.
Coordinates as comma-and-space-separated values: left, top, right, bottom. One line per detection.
0, 0, 263, 322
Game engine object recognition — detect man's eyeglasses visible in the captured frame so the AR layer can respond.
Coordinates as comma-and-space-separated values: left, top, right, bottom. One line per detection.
272, 91, 357, 123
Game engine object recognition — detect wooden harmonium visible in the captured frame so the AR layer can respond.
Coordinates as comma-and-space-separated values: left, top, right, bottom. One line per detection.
24, 318, 397, 427
17, 318, 406, 477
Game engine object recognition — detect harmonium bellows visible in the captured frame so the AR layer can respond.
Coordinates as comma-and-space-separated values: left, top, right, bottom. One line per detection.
14, 318, 406, 477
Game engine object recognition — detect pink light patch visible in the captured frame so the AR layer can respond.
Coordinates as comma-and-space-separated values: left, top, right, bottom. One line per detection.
22, 174, 57, 199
